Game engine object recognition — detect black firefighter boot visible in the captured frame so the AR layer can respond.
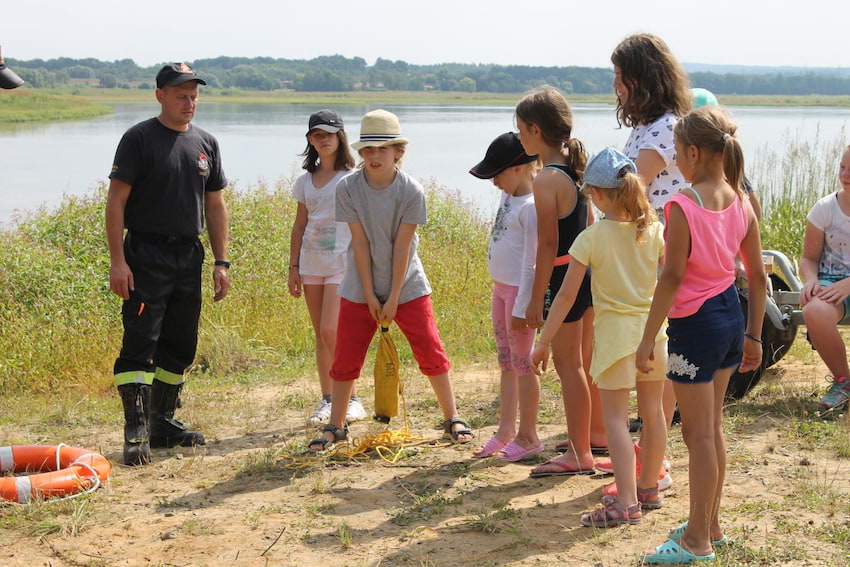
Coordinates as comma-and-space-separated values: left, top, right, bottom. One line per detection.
149, 380, 206, 448
118, 383, 151, 466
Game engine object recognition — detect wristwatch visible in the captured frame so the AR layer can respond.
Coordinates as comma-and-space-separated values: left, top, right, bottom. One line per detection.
214, 260, 231, 269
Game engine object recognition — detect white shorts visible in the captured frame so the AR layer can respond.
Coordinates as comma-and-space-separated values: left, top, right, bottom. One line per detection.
302, 272, 344, 286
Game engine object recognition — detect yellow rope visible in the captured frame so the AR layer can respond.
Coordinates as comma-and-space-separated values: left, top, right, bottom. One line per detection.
278, 384, 423, 469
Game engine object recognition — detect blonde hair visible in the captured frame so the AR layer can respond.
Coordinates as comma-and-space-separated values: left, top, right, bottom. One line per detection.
515, 86, 587, 184
584, 172, 657, 242
356, 142, 407, 169
674, 107, 745, 195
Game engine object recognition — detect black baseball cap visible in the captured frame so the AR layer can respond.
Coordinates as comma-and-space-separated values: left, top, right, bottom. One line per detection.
307, 109, 344, 135
156, 63, 207, 88
470, 132, 538, 179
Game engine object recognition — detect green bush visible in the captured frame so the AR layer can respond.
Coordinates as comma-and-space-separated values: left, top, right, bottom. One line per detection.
0, 180, 492, 394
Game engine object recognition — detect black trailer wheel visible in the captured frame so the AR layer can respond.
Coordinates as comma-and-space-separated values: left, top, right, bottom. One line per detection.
726, 281, 799, 400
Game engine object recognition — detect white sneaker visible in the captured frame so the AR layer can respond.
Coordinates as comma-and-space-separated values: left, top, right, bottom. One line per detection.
659, 471, 674, 492
345, 397, 368, 422
307, 398, 332, 426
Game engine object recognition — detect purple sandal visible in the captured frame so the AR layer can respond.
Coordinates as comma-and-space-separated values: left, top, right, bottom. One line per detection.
581, 496, 642, 528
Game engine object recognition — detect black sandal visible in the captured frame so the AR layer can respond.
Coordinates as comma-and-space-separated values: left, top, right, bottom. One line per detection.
308, 423, 348, 452
442, 417, 474, 444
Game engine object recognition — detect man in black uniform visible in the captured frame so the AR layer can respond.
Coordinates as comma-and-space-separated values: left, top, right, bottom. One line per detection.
106, 63, 230, 465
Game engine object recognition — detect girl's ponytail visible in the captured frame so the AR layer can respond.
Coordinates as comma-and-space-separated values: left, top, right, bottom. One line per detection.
608, 172, 656, 242
565, 137, 588, 185
721, 133, 745, 197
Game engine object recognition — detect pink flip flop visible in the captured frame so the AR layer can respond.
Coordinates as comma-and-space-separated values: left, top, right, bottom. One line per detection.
472, 436, 508, 458
529, 459, 597, 478
496, 441, 545, 462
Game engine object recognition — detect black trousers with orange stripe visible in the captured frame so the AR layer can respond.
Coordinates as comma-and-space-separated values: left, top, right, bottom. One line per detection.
113, 231, 204, 377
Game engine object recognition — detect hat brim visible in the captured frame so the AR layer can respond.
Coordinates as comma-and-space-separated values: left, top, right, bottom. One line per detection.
469, 159, 506, 180
351, 137, 409, 151
469, 153, 537, 180
0, 65, 24, 89
307, 124, 342, 135
160, 76, 207, 88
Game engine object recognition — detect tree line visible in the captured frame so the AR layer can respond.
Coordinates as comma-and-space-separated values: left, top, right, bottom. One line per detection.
8, 54, 850, 95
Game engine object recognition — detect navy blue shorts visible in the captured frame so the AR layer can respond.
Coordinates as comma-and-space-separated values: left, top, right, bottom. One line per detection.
666, 285, 744, 384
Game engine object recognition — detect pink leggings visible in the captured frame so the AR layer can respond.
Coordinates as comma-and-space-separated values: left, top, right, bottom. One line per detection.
492, 281, 536, 375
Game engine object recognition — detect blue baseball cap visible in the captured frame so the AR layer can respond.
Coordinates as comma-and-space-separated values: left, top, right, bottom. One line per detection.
582, 147, 637, 190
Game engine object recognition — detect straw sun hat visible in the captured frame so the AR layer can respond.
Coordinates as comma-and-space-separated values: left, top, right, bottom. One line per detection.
351, 109, 409, 151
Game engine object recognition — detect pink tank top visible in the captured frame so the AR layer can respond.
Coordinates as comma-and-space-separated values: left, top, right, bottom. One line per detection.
664, 191, 749, 318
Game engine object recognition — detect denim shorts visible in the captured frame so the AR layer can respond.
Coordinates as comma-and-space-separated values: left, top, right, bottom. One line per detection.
666, 285, 744, 384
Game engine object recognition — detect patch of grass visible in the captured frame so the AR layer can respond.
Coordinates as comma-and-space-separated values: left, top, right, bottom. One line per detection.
790, 418, 847, 452
179, 518, 221, 536
390, 483, 461, 526
337, 522, 353, 548
235, 447, 288, 480
0, 497, 95, 538
466, 500, 521, 535
0, 89, 112, 123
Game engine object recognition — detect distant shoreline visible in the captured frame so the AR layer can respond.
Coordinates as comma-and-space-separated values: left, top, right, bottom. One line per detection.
4, 88, 850, 126
63, 88, 850, 108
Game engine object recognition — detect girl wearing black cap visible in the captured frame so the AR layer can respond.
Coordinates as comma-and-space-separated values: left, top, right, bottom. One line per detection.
468, 132, 543, 461
288, 110, 366, 426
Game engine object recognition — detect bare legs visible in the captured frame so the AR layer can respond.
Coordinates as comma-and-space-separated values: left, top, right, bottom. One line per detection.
803, 297, 849, 378
532, 317, 595, 472
303, 284, 356, 398
671, 367, 733, 557
582, 309, 607, 447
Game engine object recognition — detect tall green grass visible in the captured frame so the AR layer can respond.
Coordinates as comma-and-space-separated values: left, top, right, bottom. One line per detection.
3, 133, 844, 396
0, 180, 491, 395
754, 130, 847, 258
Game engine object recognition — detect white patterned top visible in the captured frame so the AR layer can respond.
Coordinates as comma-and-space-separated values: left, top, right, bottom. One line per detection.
623, 112, 687, 210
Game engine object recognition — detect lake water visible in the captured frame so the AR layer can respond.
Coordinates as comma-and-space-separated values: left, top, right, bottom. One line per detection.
2, 102, 850, 224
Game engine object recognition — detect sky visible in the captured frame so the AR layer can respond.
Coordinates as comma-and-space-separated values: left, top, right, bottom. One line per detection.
1, 0, 846, 70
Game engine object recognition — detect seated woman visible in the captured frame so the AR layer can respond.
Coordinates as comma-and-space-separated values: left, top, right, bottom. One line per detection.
800, 144, 850, 411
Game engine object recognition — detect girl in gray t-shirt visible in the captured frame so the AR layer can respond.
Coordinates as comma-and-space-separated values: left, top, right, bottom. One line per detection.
308, 109, 474, 451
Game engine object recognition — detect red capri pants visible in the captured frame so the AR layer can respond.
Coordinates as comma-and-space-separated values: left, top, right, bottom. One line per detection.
330, 295, 451, 381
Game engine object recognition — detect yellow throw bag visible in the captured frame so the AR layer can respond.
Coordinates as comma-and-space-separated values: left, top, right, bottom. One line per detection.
373, 322, 401, 423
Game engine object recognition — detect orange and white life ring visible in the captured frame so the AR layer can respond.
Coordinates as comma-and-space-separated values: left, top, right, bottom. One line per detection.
0, 444, 111, 503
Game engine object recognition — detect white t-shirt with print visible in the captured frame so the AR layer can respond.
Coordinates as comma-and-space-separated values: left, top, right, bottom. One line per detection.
488, 192, 537, 318
808, 192, 850, 277
623, 112, 687, 210
292, 169, 352, 276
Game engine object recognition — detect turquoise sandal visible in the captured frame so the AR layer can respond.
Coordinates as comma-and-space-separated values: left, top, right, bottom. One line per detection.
640, 538, 716, 564
669, 521, 729, 547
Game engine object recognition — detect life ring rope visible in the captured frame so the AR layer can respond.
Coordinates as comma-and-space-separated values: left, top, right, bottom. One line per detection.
0, 444, 111, 504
